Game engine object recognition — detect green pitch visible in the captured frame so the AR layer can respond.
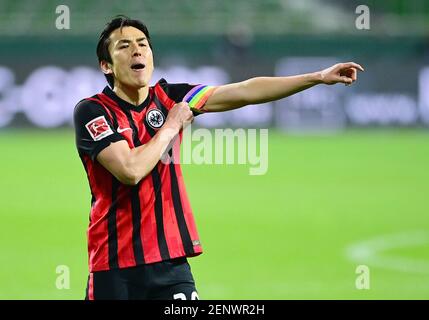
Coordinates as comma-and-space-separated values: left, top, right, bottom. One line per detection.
0, 129, 428, 299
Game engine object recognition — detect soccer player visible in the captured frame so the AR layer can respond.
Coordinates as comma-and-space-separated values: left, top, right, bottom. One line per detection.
73, 16, 363, 300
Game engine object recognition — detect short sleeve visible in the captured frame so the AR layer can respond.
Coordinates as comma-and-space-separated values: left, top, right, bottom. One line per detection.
73, 99, 126, 161
159, 79, 215, 116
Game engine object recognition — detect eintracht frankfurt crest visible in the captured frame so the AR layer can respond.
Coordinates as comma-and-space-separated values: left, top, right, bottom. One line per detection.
146, 109, 165, 129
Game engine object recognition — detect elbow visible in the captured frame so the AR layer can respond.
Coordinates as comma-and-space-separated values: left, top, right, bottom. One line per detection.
120, 176, 139, 186
119, 166, 141, 186
119, 163, 152, 186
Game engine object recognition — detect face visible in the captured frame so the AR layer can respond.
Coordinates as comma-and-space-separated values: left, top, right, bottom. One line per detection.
102, 26, 154, 89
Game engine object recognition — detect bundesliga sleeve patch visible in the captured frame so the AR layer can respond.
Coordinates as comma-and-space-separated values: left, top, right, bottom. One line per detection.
85, 116, 114, 141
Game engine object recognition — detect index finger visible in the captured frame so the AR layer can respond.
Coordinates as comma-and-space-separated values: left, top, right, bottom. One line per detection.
342, 62, 364, 72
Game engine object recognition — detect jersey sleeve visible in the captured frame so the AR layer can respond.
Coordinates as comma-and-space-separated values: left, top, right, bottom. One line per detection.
159, 79, 216, 116
73, 99, 126, 161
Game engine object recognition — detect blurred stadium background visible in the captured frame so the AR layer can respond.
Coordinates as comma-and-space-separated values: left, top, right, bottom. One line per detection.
0, 0, 428, 299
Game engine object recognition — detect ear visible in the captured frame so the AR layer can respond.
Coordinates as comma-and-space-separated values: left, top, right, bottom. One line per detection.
100, 60, 113, 75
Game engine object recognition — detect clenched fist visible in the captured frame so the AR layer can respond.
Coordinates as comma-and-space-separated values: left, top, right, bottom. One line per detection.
165, 102, 194, 132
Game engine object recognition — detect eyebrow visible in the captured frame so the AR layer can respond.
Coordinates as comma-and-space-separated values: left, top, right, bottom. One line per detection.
116, 37, 147, 45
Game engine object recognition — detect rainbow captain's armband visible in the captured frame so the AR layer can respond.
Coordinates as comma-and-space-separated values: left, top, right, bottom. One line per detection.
183, 85, 215, 113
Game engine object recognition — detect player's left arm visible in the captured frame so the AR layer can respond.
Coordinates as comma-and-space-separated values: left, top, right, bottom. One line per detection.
202, 62, 364, 112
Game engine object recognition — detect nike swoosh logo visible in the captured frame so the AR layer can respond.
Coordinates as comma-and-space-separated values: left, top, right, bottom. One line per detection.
117, 127, 131, 133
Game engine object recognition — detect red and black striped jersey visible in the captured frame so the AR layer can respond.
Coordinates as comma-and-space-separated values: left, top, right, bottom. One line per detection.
73, 78, 214, 272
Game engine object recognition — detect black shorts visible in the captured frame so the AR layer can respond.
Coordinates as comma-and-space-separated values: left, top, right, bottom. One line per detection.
85, 257, 198, 300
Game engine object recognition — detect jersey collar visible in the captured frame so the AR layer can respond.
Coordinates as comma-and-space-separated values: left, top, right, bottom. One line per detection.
102, 86, 151, 113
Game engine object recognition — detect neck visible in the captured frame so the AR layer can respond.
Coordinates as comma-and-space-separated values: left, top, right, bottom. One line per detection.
113, 83, 149, 106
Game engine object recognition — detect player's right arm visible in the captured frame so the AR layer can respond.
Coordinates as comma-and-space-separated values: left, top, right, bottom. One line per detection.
74, 100, 192, 186
97, 103, 192, 185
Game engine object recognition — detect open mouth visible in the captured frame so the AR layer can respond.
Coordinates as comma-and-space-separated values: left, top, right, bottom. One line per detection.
131, 63, 145, 71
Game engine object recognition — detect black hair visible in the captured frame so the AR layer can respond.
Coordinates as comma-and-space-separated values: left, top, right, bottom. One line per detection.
96, 15, 153, 88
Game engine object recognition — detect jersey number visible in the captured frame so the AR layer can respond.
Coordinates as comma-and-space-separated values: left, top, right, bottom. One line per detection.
173, 291, 199, 300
